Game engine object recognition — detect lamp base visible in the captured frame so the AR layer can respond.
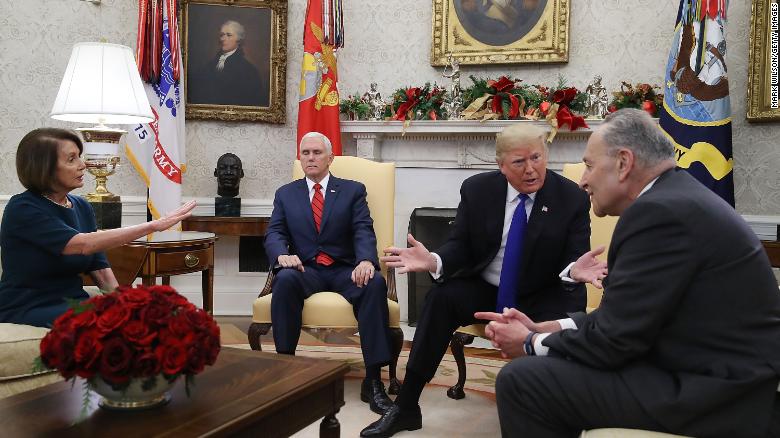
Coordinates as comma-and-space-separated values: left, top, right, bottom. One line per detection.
90, 201, 122, 229
215, 197, 241, 217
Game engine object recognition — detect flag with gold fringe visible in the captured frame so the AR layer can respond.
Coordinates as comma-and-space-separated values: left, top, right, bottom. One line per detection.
126, 0, 186, 221
297, 0, 343, 157
659, 0, 734, 206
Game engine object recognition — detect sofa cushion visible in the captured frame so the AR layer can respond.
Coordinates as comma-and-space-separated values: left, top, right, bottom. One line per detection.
0, 323, 52, 380
253, 292, 401, 328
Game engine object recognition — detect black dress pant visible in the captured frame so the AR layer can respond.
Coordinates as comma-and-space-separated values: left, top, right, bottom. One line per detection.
270, 262, 392, 368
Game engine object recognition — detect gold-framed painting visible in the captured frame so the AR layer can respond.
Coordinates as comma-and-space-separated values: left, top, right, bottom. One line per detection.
182, 0, 287, 123
747, 0, 780, 122
431, 0, 570, 66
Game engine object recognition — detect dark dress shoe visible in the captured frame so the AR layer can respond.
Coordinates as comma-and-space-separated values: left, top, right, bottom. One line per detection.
360, 405, 422, 437
361, 378, 394, 415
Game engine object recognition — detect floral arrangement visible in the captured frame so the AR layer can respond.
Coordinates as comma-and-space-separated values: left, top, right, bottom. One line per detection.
391, 83, 446, 121
339, 93, 372, 120
608, 82, 664, 117
38, 285, 220, 398
461, 75, 543, 120
535, 77, 590, 141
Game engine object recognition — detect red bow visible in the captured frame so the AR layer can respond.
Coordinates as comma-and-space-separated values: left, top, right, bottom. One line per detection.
556, 106, 588, 131
393, 87, 422, 121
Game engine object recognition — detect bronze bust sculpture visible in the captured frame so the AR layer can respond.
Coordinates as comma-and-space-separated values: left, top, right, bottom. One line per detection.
214, 153, 244, 216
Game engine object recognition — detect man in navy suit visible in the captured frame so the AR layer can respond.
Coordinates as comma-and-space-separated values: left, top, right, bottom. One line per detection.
264, 132, 393, 415
361, 123, 592, 437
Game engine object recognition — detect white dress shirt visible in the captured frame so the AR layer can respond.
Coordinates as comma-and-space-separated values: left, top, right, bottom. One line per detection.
305, 173, 331, 202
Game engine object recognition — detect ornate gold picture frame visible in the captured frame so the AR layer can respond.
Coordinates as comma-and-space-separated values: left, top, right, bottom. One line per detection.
183, 0, 287, 123
747, 0, 780, 121
431, 0, 569, 66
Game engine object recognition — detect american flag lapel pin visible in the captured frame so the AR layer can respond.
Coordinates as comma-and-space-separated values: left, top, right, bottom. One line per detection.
542, 206, 548, 212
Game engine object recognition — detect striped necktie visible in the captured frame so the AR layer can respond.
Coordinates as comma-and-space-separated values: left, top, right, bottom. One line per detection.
312, 183, 334, 266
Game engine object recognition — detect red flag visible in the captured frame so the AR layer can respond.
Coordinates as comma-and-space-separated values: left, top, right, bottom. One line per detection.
296, 0, 343, 157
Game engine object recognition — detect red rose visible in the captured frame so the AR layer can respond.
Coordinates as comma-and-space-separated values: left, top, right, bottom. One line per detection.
92, 292, 119, 313
151, 285, 190, 307
157, 341, 187, 376
96, 304, 131, 335
140, 300, 173, 326
122, 320, 157, 346
99, 337, 133, 385
186, 345, 206, 374
74, 330, 103, 377
134, 351, 162, 377
119, 287, 152, 308
168, 313, 193, 337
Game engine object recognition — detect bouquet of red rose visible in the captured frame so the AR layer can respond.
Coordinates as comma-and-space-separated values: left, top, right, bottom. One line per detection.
38, 285, 220, 394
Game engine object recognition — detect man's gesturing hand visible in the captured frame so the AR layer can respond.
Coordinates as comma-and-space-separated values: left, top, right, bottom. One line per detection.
380, 234, 437, 274
569, 246, 608, 289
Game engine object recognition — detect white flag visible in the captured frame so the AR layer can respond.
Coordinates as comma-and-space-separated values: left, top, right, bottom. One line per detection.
126, 16, 185, 221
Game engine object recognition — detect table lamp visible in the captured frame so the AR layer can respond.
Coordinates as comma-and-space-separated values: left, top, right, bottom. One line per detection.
50, 42, 153, 229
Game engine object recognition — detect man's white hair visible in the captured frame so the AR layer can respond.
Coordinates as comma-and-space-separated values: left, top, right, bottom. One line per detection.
222, 20, 245, 41
299, 131, 333, 154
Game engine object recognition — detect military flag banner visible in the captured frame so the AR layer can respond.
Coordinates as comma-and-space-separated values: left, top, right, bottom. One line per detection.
297, 0, 344, 157
659, 0, 734, 206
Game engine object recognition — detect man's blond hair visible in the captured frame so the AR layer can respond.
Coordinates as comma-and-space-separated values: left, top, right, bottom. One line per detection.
495, 123, 547, 161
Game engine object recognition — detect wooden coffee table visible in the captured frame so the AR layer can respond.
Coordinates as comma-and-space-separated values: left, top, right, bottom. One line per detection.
0, 348, 349, 437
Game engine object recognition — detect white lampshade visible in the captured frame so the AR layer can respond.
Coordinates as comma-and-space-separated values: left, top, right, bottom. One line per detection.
50, 42, 153, 125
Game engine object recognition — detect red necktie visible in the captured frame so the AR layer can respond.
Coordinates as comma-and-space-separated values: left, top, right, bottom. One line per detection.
312, 183, 334, 266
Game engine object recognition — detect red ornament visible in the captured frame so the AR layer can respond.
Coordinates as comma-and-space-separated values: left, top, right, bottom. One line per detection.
641, 100, 657, 117
539, 101, 551, 115
608, 104, 618, 113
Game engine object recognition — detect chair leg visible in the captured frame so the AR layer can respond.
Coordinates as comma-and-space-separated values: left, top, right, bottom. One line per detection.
447, 332, 474, 400
248, 323, 272, 351
388, 327, 404, 395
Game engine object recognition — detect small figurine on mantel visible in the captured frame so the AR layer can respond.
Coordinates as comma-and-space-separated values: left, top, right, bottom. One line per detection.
585, 75, 609, 119
214, 153, 244, 217
442, 52, 463, 119
363, 82, 386, 121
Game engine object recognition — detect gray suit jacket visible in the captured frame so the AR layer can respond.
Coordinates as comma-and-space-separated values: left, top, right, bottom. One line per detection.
544, 168, 780, 437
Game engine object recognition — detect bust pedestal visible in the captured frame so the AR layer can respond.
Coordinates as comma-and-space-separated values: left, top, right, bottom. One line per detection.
215, 197, 241, 217
90, 201, 122, 229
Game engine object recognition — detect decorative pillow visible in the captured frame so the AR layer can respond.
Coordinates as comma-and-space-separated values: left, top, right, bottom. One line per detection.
0, 323, 51, 380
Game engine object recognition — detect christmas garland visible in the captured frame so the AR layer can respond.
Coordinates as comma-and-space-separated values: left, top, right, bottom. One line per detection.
391, 83, 445, 121
608, 82, 663, 117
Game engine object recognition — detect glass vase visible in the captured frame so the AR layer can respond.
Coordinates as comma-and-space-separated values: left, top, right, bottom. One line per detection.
91, 375, 177, 410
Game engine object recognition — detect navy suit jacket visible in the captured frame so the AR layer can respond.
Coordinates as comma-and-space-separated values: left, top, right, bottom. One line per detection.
264, 175, 379, 270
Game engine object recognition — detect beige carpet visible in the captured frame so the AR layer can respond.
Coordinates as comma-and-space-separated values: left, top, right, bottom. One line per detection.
227, 344, 504, 437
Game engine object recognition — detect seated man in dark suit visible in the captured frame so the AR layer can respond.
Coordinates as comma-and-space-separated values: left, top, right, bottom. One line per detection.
361, 123, 592, 437
480, 109, 780, 437
264, 132, 393, 415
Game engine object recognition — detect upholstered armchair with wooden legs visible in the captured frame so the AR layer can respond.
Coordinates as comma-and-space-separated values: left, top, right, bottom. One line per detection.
247, 156, 404, 394
446, 163, 619, 400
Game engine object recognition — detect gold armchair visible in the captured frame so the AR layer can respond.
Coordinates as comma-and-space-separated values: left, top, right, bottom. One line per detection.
247, 156, 403, 393
446, 163, 618, 399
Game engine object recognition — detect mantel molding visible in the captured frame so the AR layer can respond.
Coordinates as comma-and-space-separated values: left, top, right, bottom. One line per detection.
340, 119, 608, 169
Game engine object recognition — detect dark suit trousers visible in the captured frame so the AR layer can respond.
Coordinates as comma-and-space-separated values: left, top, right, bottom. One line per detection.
407, 277, 499, 382
270, 262, 392, 368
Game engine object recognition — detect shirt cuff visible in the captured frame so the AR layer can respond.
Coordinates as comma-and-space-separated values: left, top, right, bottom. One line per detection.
430, 252, 443, 279
559, 261, 576, 283
533, 318, 577, 357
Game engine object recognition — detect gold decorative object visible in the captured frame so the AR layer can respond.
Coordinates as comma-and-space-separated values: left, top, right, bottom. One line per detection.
747, 0, 780, 121
184, 253, 200, 268
431, 0, 570, 66
77, 127, 123, 203
182, 0, 288, 123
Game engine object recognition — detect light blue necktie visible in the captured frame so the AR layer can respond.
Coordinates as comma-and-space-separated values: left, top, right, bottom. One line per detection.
496, 193, 528, 312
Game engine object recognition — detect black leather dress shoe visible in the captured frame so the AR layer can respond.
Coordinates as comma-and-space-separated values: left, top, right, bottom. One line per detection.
360, 379, 394, 415
360, 405, 422, 437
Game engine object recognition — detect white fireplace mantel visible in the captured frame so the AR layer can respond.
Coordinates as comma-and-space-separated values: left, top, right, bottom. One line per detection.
340, 119, 605, 171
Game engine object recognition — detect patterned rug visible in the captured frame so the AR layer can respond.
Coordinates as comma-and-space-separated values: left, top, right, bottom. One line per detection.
226, 343, 508, 437
227, 343, 507, 398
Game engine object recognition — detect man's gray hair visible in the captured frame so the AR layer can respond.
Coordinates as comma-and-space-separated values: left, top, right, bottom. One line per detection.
601, 108, 675, 166
299, 131, 333, 154
222, 20, 246, 41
